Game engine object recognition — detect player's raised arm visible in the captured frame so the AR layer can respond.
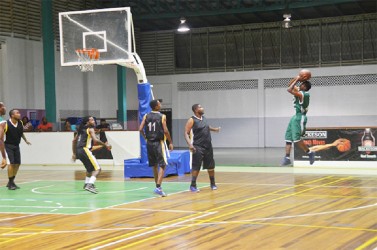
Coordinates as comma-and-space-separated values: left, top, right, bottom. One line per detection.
288, 69, 312, 98
287, 76, 303, 101
184, 117, 195, 152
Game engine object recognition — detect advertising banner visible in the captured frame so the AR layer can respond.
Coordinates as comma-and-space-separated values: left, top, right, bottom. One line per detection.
294, 127, 377, 162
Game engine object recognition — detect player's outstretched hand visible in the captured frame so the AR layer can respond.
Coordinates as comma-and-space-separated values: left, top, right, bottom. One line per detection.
71, 154, 76, 162
169, 143, 174, 151
26, 140, 32, 145
1, 158, 7, 169
106, 144, 112, 150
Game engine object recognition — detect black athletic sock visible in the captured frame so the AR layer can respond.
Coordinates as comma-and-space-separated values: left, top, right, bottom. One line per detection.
156, 184, 161, 188
191, 176, 197, 187
9, 176, 15, 184
209, 176, 215, 186
285, 154, 290, 158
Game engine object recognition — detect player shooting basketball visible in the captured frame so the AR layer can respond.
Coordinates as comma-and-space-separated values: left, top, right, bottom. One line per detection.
281, 69, 315, 166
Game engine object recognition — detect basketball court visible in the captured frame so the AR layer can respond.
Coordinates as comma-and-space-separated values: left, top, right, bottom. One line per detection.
0, 1, 376, 250
0, 165, 377, 249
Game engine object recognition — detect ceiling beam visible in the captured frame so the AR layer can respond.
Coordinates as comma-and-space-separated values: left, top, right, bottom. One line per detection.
133, 0, 358, 20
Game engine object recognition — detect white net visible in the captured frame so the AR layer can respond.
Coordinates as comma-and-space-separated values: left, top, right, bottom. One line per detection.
75, 49, 99, 72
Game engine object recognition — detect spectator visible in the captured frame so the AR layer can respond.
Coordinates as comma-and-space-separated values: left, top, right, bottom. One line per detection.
37, 117, 53, 132
64, 119, 72, 131
22, 116, 33, 132
93, 118, 113, 159
96, 119, 110, 132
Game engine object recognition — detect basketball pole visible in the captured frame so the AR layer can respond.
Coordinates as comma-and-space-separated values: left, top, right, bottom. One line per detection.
119, 14, 149, 85
42, 0, 57, 123
118, 13, 154, 165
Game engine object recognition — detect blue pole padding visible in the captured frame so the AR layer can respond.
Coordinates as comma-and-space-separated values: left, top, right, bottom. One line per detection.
137, 83, 152, 163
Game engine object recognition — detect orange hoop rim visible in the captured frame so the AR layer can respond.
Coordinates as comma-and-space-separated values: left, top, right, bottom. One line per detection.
75, 48, 100, 60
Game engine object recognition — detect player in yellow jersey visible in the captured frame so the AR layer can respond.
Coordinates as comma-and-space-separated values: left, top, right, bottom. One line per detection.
72, 116, 111, 194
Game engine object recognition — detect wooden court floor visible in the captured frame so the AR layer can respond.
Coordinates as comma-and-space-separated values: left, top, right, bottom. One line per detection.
0, 169, 377, 250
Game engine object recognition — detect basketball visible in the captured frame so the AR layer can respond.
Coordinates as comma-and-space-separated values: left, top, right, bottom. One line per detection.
299, 69, 312, 81
336, 139, 351, 152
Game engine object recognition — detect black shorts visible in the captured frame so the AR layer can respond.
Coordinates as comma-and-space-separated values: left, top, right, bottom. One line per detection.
147, 140, 168, 167
5, 144, 21, 164
191, 145, 215, 171
77, 147, 101, 172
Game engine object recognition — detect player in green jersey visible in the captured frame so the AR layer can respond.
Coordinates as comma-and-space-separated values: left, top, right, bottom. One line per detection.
282, 70, 315, 166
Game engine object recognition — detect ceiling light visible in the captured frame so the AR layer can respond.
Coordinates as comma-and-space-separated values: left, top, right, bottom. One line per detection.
282, 14, 292, 29
177, 17, 190, 32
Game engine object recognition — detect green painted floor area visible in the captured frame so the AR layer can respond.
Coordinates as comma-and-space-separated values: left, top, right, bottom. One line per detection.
0, 181, 208, 215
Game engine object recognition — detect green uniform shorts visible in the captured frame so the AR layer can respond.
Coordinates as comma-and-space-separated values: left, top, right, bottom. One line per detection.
285, 114, 307, 143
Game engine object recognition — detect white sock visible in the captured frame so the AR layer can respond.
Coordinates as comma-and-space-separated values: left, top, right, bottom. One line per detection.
85, 177, 90, 184
89, 176, 96, 184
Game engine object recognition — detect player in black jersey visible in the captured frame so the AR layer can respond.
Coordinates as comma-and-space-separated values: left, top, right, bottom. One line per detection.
4, 109, 31, 190
184, 104, 221, 192
139, 100, 173, 197
72, 116, 111, 194
0, 102, 7, 169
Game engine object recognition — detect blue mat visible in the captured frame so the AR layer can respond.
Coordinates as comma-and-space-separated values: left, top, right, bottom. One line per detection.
124, 150, 191, 178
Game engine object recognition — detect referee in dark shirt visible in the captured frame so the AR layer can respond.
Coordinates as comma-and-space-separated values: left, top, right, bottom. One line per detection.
4, 109, 31, 190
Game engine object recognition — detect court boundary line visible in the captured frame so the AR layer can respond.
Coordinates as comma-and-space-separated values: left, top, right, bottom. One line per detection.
216, 182, 377, 189
104, 208, 203, 213
355, 234, 377, 250
0, 214, 39, 222
202, 202, 377, 223
192, 220, 377, 233
0, 228, 52, 246
31, 185, 148, 195
2, 227, 149, 236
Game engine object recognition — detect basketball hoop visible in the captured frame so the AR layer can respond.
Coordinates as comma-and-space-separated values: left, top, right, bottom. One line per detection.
75, 48, 100, 72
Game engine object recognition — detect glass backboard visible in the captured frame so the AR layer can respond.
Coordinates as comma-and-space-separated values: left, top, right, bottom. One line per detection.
59, 7, 132, 66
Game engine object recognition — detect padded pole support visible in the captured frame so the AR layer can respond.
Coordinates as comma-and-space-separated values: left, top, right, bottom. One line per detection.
137, 83, 152, 163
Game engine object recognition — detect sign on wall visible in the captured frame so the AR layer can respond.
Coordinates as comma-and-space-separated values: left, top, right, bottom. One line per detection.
294, 127, 377, 163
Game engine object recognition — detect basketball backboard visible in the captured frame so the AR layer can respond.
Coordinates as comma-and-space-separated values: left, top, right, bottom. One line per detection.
59, 7, 132, 67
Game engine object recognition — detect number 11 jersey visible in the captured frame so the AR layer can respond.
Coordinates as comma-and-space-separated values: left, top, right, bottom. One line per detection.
144, 111, 165, 141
